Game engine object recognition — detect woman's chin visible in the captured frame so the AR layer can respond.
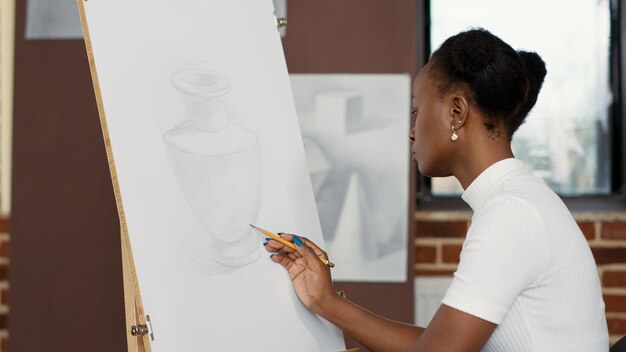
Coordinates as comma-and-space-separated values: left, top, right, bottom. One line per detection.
414, 157, 443, 177
417, 163, 448, 178
416, 162, 430, 176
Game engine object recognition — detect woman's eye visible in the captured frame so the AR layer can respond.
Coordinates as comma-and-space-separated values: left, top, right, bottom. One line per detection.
411, 108, 418, 115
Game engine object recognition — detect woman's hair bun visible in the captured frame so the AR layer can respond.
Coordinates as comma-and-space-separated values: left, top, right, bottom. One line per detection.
508, 51, 547, 134
518, 51, 547, 92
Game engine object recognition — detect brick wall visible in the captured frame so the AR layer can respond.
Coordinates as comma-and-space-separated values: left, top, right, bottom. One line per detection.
0, 218, 8, 352
0, 210, 621, 349
415, 211, 626, 345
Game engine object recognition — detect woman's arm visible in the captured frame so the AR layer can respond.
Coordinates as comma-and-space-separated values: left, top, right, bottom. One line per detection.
266, 235, 495, 351
267, 234, 422, 350
317, 293, 425, 351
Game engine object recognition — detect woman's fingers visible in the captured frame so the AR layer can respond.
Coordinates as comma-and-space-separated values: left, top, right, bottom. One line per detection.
270, 253, 306, 280
264, 238, 295, 252
300, 237, 329, 259
264, 239, 284, 251
270, 253, 293, 269
264, 233, 330, 266
274, 233, 328, 259
264, 239, 302, 260
287, 252, 300, 262
293, 236, 327, 271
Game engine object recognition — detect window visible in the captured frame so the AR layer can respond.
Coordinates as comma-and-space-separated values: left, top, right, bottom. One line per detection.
416, 0, 626, 210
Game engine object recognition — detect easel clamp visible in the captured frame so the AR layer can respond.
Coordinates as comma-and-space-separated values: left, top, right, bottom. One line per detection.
130, 315, 154, 341
275, 16, 287, 28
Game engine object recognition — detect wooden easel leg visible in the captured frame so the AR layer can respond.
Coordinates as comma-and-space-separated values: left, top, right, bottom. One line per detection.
76, 2, 153, 350
122, 227, 152, 352
121, 230, 142, 351
121, 230, 153, 351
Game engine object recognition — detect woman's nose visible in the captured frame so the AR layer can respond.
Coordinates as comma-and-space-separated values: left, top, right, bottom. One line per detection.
409, 129, 415, 142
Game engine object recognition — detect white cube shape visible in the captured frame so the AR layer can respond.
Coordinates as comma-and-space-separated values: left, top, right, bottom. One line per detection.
314, 91, 362, 134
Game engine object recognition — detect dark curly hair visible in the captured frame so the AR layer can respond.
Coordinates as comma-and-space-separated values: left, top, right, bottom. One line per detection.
428, 28, 547, 140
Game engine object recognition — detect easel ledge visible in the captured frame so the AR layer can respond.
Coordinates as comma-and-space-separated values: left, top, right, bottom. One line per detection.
76, 1, 152, 351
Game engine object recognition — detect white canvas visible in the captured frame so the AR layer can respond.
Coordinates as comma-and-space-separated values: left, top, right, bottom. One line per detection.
81, 1, 345, 351
290, 74, 411, 282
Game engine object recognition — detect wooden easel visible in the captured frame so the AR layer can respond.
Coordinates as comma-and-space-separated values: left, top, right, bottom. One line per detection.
77, 1, 152, 351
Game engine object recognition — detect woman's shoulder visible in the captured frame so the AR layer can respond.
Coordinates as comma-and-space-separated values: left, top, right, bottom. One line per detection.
480, 172, 560, 217
477, 188, 544, 223
470, 188, 550, 244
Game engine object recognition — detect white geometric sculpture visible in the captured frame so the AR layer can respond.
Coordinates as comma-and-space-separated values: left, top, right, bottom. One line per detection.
314, 91, 362, 135
302, 138, 331, 193
329, 172, 379, 264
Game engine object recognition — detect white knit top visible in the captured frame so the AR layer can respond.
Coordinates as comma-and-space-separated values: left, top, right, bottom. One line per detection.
441, 158, 609, 351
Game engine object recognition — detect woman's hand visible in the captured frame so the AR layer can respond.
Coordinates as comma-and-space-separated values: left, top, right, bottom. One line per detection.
266, 234, 428, 352
264, 233, 338, 315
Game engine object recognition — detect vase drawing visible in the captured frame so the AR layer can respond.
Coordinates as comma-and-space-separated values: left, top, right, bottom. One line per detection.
164, 68, 261, 268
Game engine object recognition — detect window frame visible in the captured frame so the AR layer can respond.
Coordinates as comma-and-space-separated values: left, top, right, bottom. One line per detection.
415, 0, 626, 211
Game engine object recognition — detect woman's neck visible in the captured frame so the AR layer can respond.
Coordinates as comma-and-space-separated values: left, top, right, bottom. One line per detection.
453, 137, 514, 190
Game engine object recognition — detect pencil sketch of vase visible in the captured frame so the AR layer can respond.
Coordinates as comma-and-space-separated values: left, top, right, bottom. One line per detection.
164, 68, 262, 271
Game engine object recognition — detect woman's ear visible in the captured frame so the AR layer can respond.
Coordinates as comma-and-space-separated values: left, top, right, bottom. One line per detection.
450, 95, 469, 131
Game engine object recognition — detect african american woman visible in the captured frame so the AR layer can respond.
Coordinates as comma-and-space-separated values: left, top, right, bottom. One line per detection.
265, 29, 609, 351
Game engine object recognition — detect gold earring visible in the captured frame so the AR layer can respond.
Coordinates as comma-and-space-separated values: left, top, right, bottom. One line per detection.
451, 125, 458, 141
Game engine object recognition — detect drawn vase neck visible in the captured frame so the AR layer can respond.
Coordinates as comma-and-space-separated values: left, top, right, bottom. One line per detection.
171, 69, 232, 132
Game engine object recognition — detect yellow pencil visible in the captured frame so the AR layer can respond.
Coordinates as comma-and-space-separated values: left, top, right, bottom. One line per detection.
250, 224, 335, 268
